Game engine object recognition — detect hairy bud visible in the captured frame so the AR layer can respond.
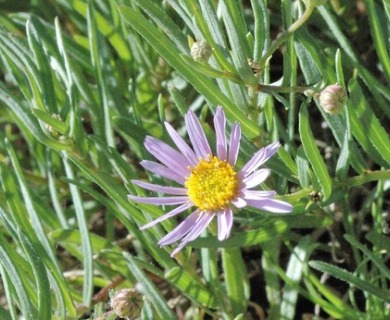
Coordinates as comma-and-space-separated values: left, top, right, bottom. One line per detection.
191, 40, 212, 63
111, 288, 143, 319
319, 84, 348, 115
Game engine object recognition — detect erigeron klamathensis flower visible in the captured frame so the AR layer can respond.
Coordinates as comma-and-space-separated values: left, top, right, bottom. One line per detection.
128, 107, 293, 256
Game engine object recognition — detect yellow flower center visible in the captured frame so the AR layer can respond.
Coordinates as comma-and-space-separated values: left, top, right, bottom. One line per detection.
185, 156, 239, 211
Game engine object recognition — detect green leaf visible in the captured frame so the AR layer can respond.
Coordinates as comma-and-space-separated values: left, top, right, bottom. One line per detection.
165, 267, 216, 308
280, 236, 312, 319
32, 109, 69, 135
73, 0, 131, 60
62, 154, 93, 306
298, 104, 332, 200
365, 0, 390, 82
190, 220, 288, 248
17, 231, 51, 320
309, 261, 390, 303
222, 248, 250, 315
344, 234, 390, 280
348, 78, 390, 167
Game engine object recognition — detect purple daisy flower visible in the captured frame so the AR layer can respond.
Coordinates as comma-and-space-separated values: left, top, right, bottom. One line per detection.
129, 106, 293, 256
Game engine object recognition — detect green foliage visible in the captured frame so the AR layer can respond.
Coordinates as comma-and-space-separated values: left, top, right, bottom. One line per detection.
0, 0, 389, 319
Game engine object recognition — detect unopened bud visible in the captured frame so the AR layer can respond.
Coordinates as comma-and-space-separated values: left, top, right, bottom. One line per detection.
111, 288, 143, 319
319, 84, 348, 115
191, 40, 212, 63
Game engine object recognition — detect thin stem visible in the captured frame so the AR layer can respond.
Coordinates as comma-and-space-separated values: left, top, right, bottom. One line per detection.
257, 84, 315, 94
258, 4, 315, 67
337, 170, 390, 187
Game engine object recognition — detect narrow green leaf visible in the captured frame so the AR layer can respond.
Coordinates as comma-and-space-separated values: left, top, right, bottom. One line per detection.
296, 146, 311, 188
299, 104, 332, 200
32, 108, 69, 135
0, 234, 37, 319
133, 0, 188, 53
365, 0, 390, 82
17, 231, 51, 320
220, 2, 257, 84
190, 220, 288, 248
280, 236, 312, 319
309, 261, 390, 303
222, 248, 250, 315
62, 154, 93, 306
335, 131, 350, 180
348, 78, 390, 167
123, 254, 176, 320
344, 234, 390, 280
73, 0, 131, 60
165, 267, 216, 308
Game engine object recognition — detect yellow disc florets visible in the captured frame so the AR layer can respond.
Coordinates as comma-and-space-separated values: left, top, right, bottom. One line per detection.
185, 156, 239, 211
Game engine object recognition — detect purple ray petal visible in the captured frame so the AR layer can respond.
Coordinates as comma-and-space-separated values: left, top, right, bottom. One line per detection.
128, 195, 189, 205
140, 202, 193, 230
228, 123, 241, 166
185, 110, 212, 159
218, 209, 234, 241
224, 209, 233, 239
214, 106, 227, 160
231, 197, 247, 208
158, 210, 200, 246
131, 180, 188, 195
164, 122, 198, 166
240, 142, 280, 176
170, 212, 215, 256
144, 136, 190, 176
241, 189, 277, 200
246, 198, 293, 213
242, 169, 270, 189
140, 160, 185, 185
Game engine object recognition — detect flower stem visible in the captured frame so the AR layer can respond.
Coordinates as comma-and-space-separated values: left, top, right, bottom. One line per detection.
338, 170, 390, 187
258, 4, 316, 67
257, 84, 314, 94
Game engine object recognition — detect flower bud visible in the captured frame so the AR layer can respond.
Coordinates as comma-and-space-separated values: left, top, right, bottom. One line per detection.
111, 288, 143, 319
319, 84, 348, 115
190, 40, 212, 63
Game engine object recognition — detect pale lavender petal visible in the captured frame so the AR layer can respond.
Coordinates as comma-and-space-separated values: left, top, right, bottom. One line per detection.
131, 180, 188, 195
140, 202, 193, 230
158, 210, 200, 246
228, 123, 241, 166
217, 211, 226, 241
224, 209, 233, 239
240, 142, 280, 176
141, 160, 185, 185
144, 136, 190, 176
185, 110, 212, 159
164, 122, 198, 166
241, 189, 277, 200
128, 195, 189, 205
218, 209, 233, 241
170, 212, 215, 256
214, 106, 227, 160
231, 197, 247, 208
246, 198, 293, 213
242, 169, 270, 189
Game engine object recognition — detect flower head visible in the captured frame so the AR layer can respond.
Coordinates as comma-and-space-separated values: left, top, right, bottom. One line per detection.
129, 107, 293, 256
